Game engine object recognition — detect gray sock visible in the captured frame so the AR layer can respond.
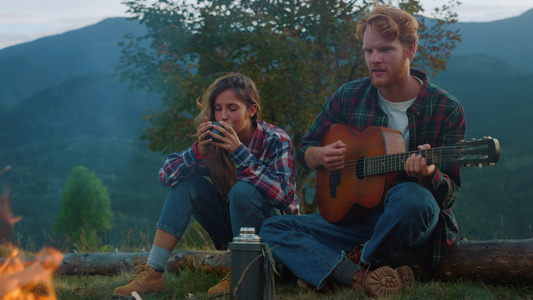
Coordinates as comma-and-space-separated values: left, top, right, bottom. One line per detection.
147, 245, 171, 273
330, 256, 362, 286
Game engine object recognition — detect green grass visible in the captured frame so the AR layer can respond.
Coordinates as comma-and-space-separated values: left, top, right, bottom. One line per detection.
52, 270, 533, 300
7, 223, 533, 299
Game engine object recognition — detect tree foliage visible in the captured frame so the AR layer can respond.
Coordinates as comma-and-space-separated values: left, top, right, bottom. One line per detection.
116, 0, 461, 212
54, 166, 113, 250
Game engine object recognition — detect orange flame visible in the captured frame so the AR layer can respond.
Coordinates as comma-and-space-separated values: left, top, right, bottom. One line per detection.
0, 246, 64, 299
0, 172, 64, 299
0, 189, 22, 228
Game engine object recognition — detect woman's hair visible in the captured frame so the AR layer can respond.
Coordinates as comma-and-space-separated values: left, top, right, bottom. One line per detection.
194, 73, 262, 195
355, 4, 419, 50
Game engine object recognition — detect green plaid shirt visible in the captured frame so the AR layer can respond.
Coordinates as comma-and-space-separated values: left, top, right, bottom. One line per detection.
298, 68, 466, 270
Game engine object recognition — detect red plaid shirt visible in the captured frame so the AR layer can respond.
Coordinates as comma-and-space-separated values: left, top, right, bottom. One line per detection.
159, 120, 299, 215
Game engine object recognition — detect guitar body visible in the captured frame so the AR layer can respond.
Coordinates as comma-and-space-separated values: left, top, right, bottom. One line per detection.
317, 125, 405, 223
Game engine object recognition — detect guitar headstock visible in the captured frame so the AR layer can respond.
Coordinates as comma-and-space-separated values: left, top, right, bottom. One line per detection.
454, 137, 500, 168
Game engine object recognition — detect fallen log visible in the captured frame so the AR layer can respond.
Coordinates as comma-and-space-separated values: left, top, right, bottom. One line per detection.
0, 250, 230, 276
431, 239, 533, 284
54, 250, 231, 276
1, 239, 531, 284
386, 239, 533, 284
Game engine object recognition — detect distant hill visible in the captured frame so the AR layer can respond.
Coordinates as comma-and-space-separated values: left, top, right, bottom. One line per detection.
430, 53, 533, 239
0, 18, 146, 104
1, 12, 532, 248
0, 18, 165, 247
0, 74, 168, 246
449, 8, 533, 72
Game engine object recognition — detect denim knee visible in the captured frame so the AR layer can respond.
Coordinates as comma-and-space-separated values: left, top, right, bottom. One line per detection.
387, 182, 440, 242
228, 181, 258, 207
156, 175, 223, 238
386, 182, 439, 216
228, 181, 280, 235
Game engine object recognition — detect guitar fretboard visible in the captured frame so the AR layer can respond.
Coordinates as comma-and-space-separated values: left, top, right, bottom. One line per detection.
362, 147, 458, 176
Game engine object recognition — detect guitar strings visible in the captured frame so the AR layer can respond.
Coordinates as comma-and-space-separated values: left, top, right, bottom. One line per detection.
326, 145, 479, 180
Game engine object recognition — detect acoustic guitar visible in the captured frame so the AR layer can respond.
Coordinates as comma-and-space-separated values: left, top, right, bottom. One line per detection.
316, 125, 500, 223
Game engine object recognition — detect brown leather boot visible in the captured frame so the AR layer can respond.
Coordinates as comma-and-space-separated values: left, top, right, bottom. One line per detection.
352, 265, 407, 298
347, 245, 365, 265
346, 245, 373, 269
395, 265, 415, 289
112, 264, 164, 298
207, 271, 231, 297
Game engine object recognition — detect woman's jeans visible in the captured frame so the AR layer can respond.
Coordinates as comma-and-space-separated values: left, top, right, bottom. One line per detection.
259, 182, 440, 289
157, 174, 279, 248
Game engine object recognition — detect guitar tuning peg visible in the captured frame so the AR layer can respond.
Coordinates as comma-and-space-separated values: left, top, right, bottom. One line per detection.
465, 164, 472, 167
477, 163, 483, 169
470, 138, 477, 141
488, 163, 495, 167
482, 136, 492, 140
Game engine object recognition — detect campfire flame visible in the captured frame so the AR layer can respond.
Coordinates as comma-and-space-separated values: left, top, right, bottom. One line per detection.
1, 167, 64, 299
0, 245, 63, 299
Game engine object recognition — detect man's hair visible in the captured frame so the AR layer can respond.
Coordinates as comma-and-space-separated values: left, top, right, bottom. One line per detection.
356, 4, 419, 49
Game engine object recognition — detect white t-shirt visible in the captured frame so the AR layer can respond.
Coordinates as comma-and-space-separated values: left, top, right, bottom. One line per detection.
377, 77, 422, 151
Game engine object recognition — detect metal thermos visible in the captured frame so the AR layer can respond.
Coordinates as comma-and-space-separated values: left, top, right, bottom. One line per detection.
229, 227, 265, 300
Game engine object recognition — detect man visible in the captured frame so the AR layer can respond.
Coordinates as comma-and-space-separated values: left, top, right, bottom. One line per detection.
260, 4, 465, 298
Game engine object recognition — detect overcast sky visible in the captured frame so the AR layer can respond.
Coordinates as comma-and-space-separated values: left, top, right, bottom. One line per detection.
1, 0, 532, 50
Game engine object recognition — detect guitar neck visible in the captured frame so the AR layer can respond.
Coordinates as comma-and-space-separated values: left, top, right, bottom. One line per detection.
362, 147, 450, 176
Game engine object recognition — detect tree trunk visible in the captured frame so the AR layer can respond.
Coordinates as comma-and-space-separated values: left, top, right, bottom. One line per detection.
2, 239, 532, 284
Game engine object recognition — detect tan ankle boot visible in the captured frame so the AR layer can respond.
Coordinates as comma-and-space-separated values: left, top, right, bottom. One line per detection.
395, 265, 415, 289
207, 271, 231, 297
112, 264, 164, 298
352, 265, 408, 298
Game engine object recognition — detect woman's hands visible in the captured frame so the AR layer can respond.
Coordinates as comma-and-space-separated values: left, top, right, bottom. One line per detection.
197, 117, 240, 156
209, 120, 240, 153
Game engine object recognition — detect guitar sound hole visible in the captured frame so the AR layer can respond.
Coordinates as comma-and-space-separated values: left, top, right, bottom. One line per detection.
355, 157, 364, 180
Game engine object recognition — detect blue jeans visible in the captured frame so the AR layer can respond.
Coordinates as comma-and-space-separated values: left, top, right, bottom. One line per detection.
157, 174, 280, 248
259, 182, 440, 289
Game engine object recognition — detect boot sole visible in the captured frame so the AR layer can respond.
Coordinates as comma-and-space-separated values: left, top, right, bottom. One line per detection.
364, 266, 403, 298
396, 265, 415, 288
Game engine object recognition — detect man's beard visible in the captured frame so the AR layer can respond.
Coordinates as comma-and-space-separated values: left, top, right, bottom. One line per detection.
369, 58, 409, 88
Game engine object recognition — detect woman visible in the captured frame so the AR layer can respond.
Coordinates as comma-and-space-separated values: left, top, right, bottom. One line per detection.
112, 73, 299, 298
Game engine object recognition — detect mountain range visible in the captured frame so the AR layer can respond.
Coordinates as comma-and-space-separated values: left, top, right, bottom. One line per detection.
1, 10, 532, 248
